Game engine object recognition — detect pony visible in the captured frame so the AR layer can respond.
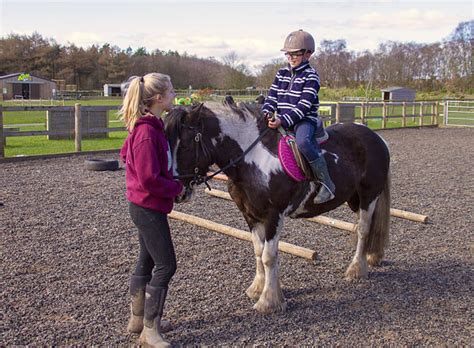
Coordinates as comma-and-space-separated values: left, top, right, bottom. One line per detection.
165, 102, 391, 314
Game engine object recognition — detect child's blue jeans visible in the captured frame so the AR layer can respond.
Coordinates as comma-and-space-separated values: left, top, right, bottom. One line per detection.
294, 119, 322, 162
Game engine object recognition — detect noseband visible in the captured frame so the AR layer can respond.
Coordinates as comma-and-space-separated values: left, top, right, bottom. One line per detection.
173, 123, 271, 190
171, 123, 212, 189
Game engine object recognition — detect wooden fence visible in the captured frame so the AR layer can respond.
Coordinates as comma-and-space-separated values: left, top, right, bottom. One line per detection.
0, 101, 441, 159
327, 101, 439, 127
0, 104, 124, 158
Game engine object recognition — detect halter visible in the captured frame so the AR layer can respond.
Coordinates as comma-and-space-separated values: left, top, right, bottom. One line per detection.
173, 123, 272, 190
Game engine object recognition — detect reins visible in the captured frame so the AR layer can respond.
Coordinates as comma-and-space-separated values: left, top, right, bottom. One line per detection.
173, 124, 272, 190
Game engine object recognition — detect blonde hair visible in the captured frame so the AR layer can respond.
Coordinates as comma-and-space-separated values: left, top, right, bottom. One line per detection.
120, 72, 171, 131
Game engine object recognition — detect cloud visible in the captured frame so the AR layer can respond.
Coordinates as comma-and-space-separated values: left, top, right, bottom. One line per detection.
64, 32, 105, 46
353, 8, 457, 31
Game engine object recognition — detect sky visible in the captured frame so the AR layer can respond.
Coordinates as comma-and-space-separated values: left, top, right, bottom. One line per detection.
1, 0, 473, 72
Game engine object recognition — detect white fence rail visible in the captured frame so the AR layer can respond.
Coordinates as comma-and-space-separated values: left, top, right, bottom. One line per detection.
444, 100, 474, 127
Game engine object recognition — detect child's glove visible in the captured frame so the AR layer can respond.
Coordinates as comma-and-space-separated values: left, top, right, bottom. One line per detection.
263, 111, 275, 121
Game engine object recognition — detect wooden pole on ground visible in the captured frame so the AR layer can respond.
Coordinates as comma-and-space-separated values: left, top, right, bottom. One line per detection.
306, 215, 357, 233
169, 210, 317, 260
205, 189, 357, 233
74, 103, 82, 152
206, 188, 233, 200
389, 208, 428, 223
206, 175, 429, 224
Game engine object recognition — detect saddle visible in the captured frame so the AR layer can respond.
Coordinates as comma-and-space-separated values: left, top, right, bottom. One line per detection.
278, 129, 329, 182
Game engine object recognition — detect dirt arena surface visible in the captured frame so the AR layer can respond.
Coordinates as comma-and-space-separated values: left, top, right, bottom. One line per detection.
1, 126, 473, 345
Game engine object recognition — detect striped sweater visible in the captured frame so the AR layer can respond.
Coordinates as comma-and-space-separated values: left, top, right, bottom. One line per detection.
262, 61, 321, 129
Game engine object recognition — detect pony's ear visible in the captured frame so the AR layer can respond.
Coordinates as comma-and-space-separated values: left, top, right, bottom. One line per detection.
185, 102, 204, 125
191, 102, 204, 114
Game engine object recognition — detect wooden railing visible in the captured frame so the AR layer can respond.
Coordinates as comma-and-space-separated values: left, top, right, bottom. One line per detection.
318, 101, 439, 128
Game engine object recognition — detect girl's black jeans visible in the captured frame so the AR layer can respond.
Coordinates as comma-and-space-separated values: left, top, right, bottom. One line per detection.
129, 202, 177, 288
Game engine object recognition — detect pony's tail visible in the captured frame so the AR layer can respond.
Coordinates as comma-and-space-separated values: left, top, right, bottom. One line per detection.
366, 170, 391, 266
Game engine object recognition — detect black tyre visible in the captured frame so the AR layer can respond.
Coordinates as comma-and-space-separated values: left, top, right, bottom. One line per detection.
85, 159, 119, 171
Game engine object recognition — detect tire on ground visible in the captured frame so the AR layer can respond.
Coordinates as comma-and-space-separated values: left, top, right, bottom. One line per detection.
85, 159, 119, 171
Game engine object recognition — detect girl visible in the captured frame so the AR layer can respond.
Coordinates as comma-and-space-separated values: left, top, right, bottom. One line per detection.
120, 73, 183, 347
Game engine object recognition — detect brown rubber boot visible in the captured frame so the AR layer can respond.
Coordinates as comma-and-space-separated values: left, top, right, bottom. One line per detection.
127, 275, 150, 333
127, 275, 172, 334
139, 285, 171, 348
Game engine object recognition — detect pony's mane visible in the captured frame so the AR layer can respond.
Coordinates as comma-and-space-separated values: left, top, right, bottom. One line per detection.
206, 101, 263, 122
164, 105, 187, 146
165, 102, 264, 141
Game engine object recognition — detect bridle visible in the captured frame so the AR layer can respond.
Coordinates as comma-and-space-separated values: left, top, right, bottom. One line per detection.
172, 122, 272, 190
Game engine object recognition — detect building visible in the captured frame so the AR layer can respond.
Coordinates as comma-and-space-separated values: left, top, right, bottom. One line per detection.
381, 87, 416, 102
103, 83, 122, 97
0, 73, 57, 100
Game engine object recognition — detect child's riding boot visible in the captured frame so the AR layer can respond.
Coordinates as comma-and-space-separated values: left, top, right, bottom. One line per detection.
139, 285, 171, 348
309, 156, 335, 204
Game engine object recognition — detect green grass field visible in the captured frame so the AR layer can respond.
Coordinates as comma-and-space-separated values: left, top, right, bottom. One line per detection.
0, 98, 450, 158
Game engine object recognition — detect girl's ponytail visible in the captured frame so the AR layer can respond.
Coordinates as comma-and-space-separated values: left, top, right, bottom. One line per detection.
119, 73, 172, 132
120, 76, 145, 131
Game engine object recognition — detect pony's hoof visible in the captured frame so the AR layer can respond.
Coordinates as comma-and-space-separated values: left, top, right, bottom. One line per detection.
345, 261, 368, 280
253, 298, 287, 314
367, 253, 383, 267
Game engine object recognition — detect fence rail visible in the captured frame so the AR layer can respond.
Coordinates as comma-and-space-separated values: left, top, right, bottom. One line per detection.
0, 100, 450, 158
444, 100, 474, 127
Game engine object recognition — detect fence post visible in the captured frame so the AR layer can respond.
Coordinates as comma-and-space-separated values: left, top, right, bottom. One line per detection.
402, 102, 407, 127
444, 101, 449, 125
0, 105, 4, 158
360, 102, 366, 125
431, 103, 436, 126
382, 102, 387, 128
336, 103, 341, 123
75, 103, 82, 152
419, 101, 424, 126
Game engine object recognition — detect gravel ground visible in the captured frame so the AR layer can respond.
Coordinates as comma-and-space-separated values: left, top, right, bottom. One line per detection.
1, 127, 473, 346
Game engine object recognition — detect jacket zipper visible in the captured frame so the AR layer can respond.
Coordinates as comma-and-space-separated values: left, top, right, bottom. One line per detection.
288, 70, 296, 91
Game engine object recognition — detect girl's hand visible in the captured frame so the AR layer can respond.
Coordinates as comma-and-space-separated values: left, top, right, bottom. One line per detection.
268, 117, 282, 129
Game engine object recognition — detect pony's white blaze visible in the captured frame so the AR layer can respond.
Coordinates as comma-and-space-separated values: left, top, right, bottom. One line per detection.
172, 139, 180, 177
215, 109, 282, 186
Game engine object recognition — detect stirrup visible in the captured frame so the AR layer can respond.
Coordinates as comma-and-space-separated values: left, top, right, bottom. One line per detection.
314, 182, 335, 204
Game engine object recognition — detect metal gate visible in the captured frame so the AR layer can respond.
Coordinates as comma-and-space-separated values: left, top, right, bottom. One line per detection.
444, 100, 474, 127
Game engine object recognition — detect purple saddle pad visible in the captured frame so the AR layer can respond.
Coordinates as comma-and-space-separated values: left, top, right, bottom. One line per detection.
278, 135, 306, 182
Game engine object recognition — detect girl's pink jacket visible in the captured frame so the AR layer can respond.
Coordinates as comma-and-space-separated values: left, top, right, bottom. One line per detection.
120, 114, 183, 214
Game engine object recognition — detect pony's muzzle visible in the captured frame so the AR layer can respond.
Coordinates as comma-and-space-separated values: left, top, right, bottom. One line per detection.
175, 185, 194, 203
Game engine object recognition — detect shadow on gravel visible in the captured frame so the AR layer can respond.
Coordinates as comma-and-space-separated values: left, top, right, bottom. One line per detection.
172, 260, 471, 344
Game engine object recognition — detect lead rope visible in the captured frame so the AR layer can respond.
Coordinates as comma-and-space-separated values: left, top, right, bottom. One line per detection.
204, 127, 272, 188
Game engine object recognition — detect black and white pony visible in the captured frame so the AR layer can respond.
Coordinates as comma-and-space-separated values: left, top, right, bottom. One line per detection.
165, 102, 391, 314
